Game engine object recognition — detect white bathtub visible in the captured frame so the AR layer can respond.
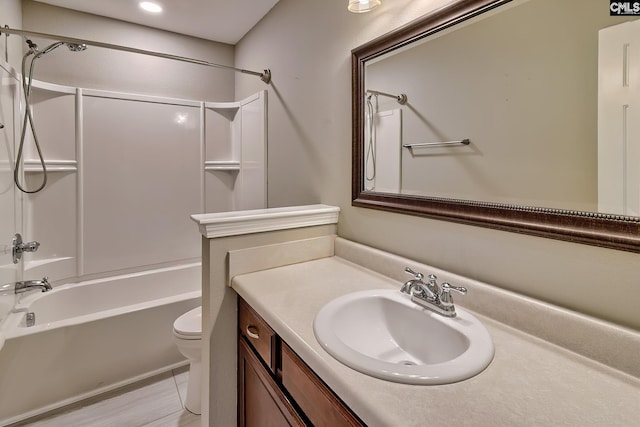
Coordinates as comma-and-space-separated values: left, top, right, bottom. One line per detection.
0, 263, 201, 425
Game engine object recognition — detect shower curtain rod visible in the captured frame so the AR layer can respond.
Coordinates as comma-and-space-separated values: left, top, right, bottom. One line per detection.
366, 89, 407, 105
1, 25, 271, 83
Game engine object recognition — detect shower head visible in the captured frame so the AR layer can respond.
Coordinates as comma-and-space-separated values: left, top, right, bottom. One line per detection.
40, 41, 64, 55
24, 40, 87, 56
45, 42, 88, 53
66, 43, 87, 52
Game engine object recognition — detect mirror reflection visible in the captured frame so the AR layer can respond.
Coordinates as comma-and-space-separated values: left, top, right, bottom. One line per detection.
363, 0, 639, 217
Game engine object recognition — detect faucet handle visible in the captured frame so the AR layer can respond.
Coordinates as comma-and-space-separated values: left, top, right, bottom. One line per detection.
401, 267, 425, 294
25, 241, 40, 252
441, 283, 467, 295
440, 282, 467, 308
404, 267, 424, 280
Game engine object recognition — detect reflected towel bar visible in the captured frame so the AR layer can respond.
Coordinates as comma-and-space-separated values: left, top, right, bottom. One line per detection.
403, 139, 470, 148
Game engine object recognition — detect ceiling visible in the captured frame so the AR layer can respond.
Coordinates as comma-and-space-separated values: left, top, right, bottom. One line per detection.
33, 0, 280, 45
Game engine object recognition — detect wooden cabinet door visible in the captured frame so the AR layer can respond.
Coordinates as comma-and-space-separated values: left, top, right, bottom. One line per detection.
238, 337, 305, 427
280, 343, 364, 427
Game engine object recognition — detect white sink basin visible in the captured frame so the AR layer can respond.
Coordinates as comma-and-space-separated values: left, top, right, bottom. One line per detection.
313, 289, 494, 385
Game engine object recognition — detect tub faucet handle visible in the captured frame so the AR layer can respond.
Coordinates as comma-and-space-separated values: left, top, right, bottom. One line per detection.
24, 241, 40, 252
12, 233, 41, 264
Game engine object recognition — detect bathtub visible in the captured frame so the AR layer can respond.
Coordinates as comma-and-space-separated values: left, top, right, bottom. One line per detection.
0, 263, 201, 425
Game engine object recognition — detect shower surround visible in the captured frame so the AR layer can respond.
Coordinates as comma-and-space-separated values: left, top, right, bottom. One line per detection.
16, 77, 266, 284
0, 59, 267, 423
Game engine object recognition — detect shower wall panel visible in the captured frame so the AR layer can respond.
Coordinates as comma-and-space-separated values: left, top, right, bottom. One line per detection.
204, 105, 236, 213
27, 86, 76, 161
82, 95, 202, 275
0, 63, 19, 288
238, 92, 267, 210
25, 172, 77, 278
25, 85, 78, 281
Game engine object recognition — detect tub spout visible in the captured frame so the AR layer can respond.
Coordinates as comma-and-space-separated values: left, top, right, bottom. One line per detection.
14, 277, 52, 294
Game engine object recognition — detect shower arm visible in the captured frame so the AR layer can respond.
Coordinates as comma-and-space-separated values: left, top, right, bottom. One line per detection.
1, 25, 271, 84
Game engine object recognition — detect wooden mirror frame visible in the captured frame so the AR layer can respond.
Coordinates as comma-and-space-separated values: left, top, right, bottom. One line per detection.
352, 0, 640, 253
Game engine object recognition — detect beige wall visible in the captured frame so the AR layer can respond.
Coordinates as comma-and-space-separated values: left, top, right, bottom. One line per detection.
235, 0, 640, 331
19, 0, 235, 101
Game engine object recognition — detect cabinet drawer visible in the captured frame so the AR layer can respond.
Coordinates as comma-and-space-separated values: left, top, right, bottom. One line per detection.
239, 298, 276, 371
281, 343, 364, 427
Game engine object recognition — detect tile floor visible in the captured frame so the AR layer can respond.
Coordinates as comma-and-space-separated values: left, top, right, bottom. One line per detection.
12, 366, 200, 427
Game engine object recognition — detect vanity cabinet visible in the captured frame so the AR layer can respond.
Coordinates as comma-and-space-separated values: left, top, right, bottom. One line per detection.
238, 298, 365, 427
238, 338, 305, 426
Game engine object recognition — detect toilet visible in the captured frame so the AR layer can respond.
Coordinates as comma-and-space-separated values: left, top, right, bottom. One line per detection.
173, 306, 202, 415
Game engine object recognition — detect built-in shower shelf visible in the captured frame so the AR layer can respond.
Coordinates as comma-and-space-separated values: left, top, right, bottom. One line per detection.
204, 160, 240, 171
24, 160, 77, 173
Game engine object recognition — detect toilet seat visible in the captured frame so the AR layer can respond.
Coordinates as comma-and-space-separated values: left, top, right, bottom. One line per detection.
173, 306, 202, 340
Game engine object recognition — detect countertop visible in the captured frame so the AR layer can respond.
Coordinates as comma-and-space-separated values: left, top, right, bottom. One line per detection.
232, 256, 640, 427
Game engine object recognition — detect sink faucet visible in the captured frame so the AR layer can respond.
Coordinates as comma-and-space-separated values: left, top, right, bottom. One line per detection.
401, 267, 467, 317
13, 277, 52, 294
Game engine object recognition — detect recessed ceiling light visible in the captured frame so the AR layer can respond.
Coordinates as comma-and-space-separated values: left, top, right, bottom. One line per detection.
139, 1, 163, 13
348, 0, 381, 13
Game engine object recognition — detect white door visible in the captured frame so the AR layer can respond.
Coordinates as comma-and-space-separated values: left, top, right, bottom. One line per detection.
598, 19, 640, 216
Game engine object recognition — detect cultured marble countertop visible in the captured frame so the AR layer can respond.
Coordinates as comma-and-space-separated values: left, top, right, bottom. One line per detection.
232, 256, 640, 427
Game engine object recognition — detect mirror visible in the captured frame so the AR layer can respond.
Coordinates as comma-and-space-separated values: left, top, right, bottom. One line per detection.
352, 0, 639, 252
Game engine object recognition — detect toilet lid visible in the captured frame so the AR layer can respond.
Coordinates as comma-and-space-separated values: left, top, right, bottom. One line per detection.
173, 306, 202, 337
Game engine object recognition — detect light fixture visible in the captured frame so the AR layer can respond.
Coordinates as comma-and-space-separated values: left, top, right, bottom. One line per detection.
348, 0, 382, 13
139, 1, 163, 13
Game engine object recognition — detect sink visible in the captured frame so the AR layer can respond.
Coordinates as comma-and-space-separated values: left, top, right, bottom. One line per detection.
313, 289, 494, 385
